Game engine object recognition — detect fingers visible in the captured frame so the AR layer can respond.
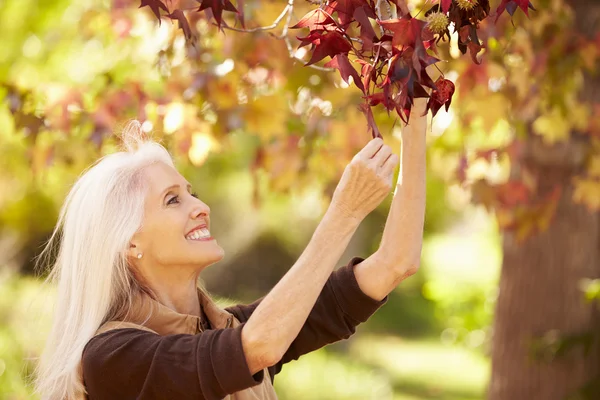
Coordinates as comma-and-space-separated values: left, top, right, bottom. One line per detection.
373, 145, 392, 166
380, 153, 399, 179
356, 138, 384, 161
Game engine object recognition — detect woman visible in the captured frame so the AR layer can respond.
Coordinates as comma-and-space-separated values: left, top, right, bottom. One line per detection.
34, 99, 428, 400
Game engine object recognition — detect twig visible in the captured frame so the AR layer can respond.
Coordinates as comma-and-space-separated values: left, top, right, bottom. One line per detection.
218, 2, 293, 33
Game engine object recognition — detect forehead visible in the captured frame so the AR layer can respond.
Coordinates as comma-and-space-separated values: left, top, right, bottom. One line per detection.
143, 162, 187, 194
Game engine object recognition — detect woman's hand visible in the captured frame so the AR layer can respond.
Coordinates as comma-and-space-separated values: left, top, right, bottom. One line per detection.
329, 138, 399, 222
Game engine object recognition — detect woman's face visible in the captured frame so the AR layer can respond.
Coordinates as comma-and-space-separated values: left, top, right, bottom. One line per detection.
131, 162, 224, 271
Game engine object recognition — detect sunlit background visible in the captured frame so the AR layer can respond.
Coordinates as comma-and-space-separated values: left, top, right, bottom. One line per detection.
1, 0, 598, 399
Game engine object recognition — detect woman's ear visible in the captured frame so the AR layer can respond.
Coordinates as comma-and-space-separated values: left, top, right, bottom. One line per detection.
127, 241, 142, 260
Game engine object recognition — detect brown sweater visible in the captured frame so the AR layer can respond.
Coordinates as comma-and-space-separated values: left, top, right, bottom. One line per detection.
81, 257, 387, 400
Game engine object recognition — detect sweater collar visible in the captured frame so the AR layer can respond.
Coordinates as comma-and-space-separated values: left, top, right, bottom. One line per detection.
125, 288, 235, 335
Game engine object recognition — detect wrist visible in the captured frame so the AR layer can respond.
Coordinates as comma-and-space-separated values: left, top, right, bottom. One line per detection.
325, 203, 362, 228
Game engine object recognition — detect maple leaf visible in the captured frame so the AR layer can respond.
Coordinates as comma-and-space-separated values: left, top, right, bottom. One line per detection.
167, 10, 195, 43
328, 0, 376, 27
324, 54, 365, 92
497, 181, 531, 207
379, 16, 428, 49
387, 0, 410, 15
197, 0, 238, 29
495, 0, 536, 21
468, 41, 484, 64
457, 24, 484, 64
300, 31, 352, 65
355, 59, 375, 92
140, 0, 168, 23
427, 77, 455, 117
352, 6, 378, 49
437, 0, 452, 13
359, 102, 382, 139
291, 9, 336, 31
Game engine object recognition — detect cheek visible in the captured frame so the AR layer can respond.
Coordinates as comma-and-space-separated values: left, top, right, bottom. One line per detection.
141, 218, 185, 254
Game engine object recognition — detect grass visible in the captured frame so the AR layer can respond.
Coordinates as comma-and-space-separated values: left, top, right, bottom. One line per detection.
274, 334, 489, 400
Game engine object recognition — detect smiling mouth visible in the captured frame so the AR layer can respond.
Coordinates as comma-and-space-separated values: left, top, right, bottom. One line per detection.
185, 227, 213, 241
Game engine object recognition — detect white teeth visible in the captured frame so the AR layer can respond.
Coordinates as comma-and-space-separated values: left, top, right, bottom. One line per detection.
186, 228, 210, 240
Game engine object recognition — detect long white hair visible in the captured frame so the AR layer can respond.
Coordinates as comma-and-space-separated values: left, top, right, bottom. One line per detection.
34, 121, 174, 399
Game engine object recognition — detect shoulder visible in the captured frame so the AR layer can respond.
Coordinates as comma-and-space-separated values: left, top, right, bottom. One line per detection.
83, 321, 159, 367
82, 327, 163, 399
82, 327, 160, 372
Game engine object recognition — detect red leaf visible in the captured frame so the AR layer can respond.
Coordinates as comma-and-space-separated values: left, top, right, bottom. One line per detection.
236, 0, 246, 29
468, 41, 484, 64
459, 25, 471, 43
365, 92, 387, 107
167, 10, 195, 43
352, 6, 377, 48
198, 0, 238, 29
495, 0, 536, 21
427, 77, 455, 117
324, 54, 365, 93
305, 31, 352, 65
440, 0, 452, 13
291, 9, 335, 31
387, 0, 410, 16
356, 59, 374, 92
359, 102, 382, 139
296, 31, 323, 48
329, 0, 375, 26
139, 0, 168, 23
497, 181, 530, 207
379, 16, 427, 48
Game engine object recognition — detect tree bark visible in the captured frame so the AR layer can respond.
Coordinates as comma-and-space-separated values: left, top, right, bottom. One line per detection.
488, 1, 600, 399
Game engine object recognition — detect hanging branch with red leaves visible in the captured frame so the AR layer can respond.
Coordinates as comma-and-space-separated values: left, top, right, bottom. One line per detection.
139, 0, 535, 137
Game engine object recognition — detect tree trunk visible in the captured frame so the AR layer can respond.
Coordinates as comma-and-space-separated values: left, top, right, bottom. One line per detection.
488, 2, 600, 399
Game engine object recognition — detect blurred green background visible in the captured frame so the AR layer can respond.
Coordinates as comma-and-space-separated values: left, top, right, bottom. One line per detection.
0, 0, 598, 399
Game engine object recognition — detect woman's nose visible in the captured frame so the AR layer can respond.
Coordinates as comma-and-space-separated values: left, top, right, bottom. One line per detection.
191, 202, 210, 220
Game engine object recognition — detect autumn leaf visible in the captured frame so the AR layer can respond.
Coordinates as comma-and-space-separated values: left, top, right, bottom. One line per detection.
328, 0, 376, 27
298, 31, 352, 65
532, 107, 571, 144
140, 0, 168, 23
435, 0, 453, 13
197, 0, 238, 29
352, 6, 378, 48
379, 16, 428, 49
468, 41, 484, 64
427, 77, 455, 117
291, 9, 336, 31
495, 0, 536, 21
359, 101, 382, 139
356, 59, 374, 92
573, 177, 600, 211
497, 181, 531, 207
167, 10, 195, 43
324, 54, 365, 92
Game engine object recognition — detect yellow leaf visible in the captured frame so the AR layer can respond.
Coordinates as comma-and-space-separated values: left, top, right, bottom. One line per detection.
568, 101, 590, 132
207, 78, 240, 110
533, 108, 571, 144
588, 156, 600, 177
573, 177, 600, 211
244, 95, 288, 141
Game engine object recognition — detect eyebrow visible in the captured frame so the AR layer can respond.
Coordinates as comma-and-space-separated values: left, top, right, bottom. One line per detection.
161, 183, 193, 198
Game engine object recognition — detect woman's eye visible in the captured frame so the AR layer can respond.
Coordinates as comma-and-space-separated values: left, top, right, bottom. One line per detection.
191, 192, 199, 199
167, 195, 179, 205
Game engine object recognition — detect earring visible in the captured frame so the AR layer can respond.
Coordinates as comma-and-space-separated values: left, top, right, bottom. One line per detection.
137, 253, 143, 259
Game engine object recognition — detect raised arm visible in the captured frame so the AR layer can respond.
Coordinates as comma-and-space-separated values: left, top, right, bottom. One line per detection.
241, 138, 399, 374
353, 98, 428, 301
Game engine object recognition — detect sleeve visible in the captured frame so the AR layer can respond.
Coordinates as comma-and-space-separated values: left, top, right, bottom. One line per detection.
226, 257, 388, 376
82, 323, 264, 400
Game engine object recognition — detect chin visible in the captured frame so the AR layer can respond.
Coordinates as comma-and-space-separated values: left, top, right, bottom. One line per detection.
199, 246, 225, 268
